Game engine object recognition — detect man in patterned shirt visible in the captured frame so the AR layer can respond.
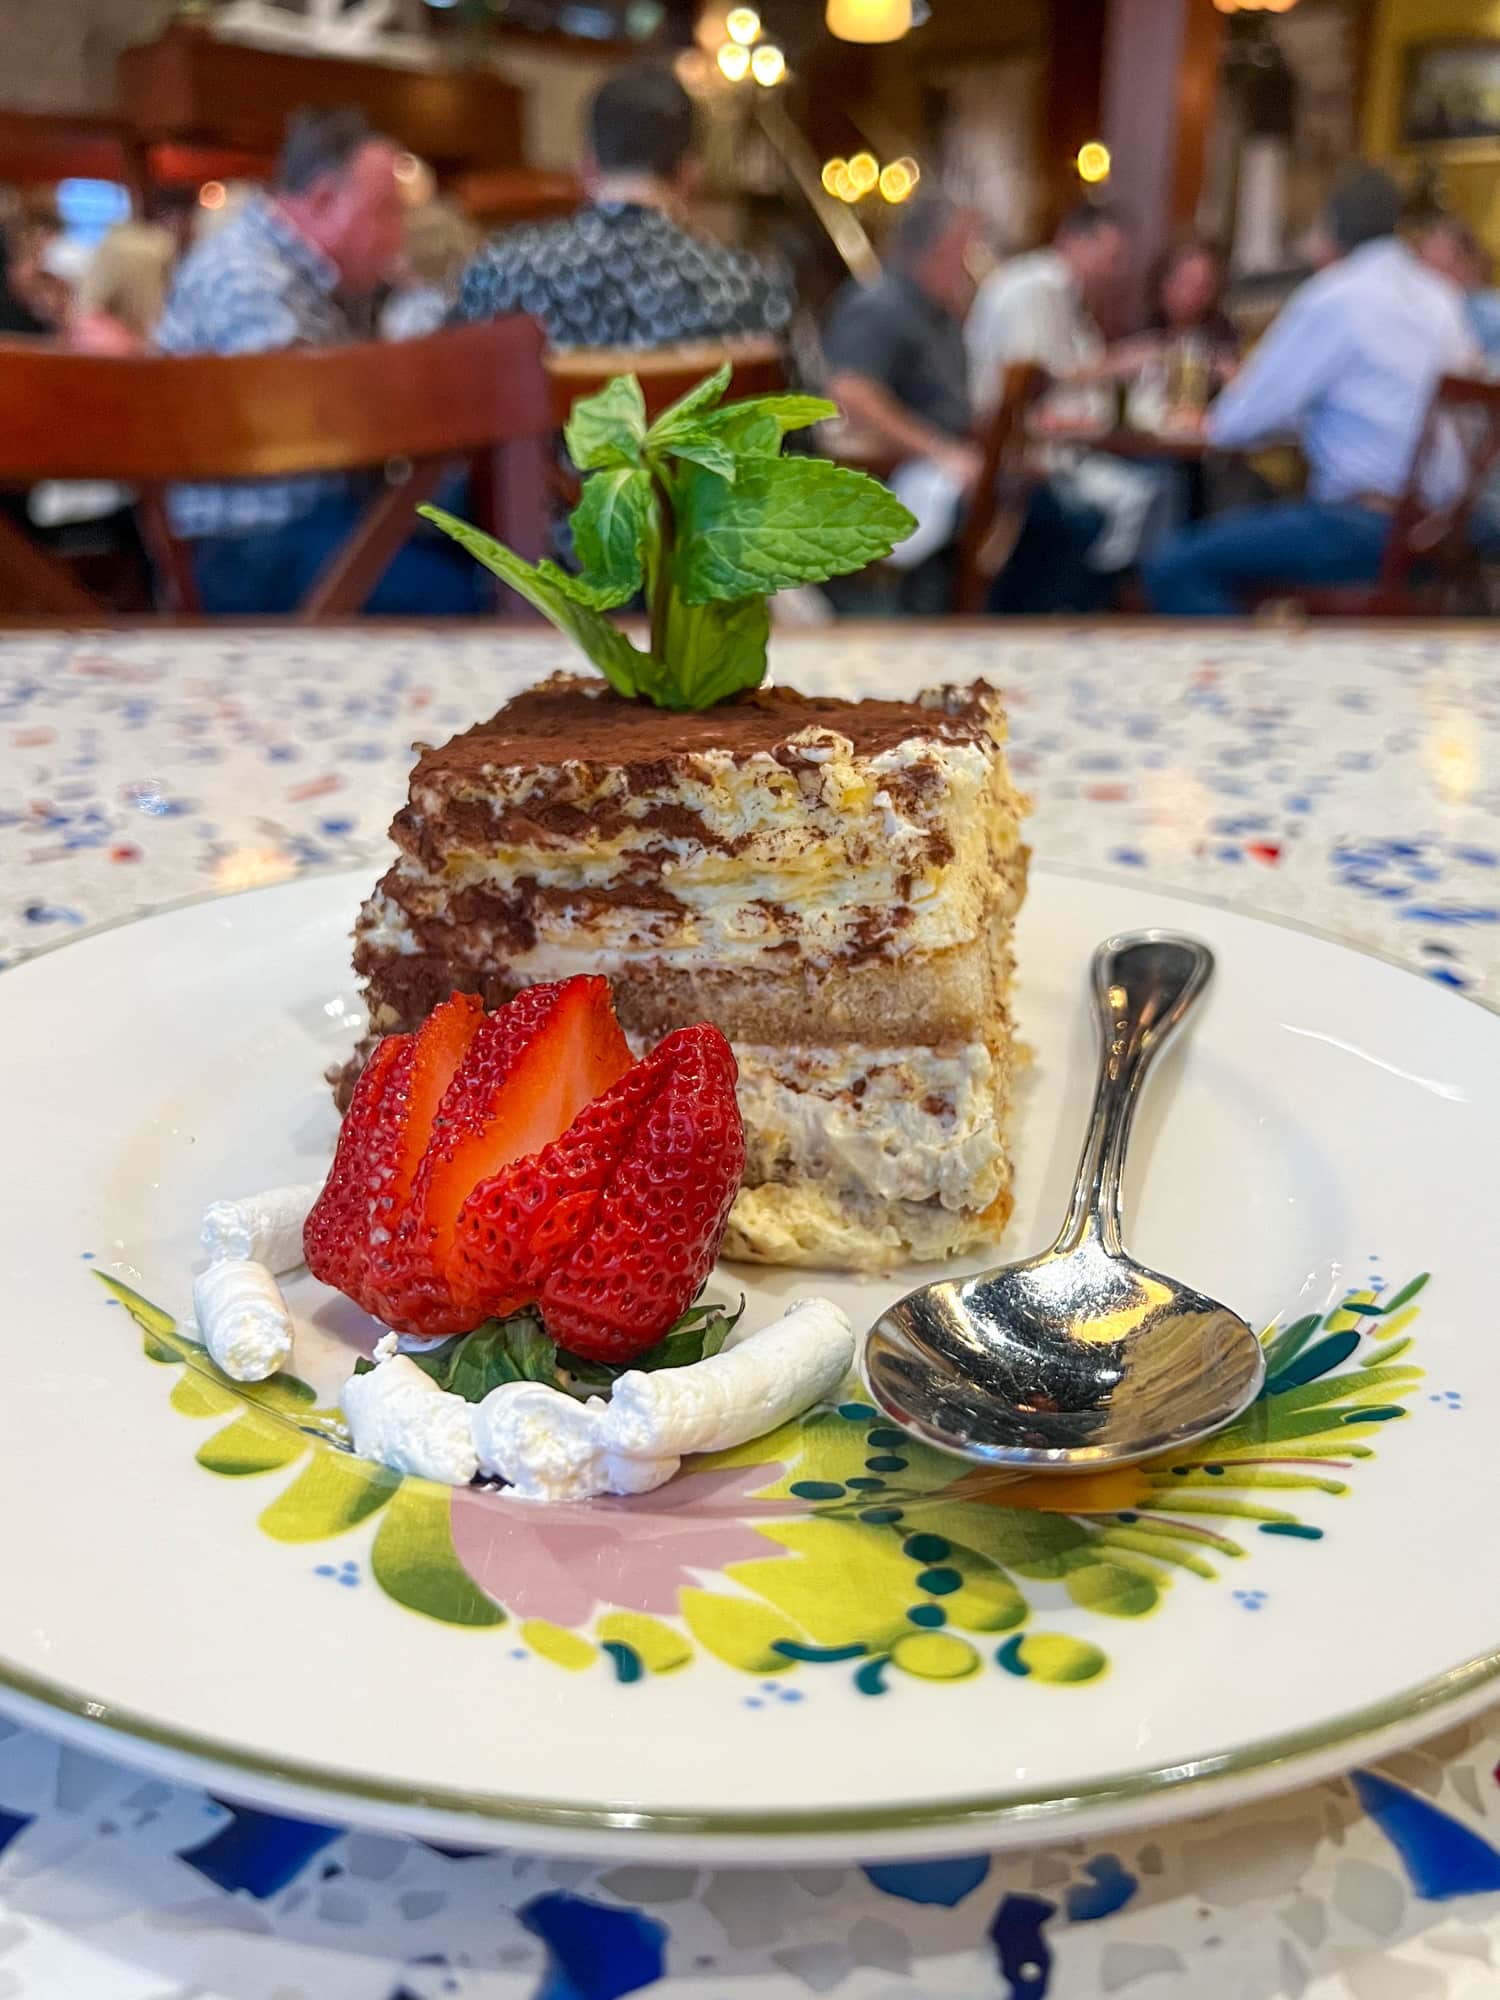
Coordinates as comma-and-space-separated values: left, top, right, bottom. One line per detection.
156, 108, 478, 615
452, 65, 791, 350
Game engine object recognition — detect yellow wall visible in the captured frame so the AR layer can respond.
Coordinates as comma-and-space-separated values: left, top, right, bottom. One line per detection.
1363, 0, 1500, 251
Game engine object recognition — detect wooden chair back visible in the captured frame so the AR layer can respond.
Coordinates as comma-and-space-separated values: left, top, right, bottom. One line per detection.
545, 334, 785, 430
1379, 373, 1500, 611
953, 361, 1047, 614
1266, 373, 1500, 618
0, 316, 552, 618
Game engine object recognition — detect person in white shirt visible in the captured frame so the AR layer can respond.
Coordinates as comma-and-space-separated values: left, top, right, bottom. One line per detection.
966, 202, 1171, 611
966, 202, 1130, 417
1144, 166, 1479, 615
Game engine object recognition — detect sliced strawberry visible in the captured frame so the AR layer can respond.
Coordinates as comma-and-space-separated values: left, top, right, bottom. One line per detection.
454, 1023, 744, 1362
304, 992, 483, 1318
376, 975, 633, 1331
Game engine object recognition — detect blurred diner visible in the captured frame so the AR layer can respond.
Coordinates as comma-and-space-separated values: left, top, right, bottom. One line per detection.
819, 197, 985, 609
1144, 166, 1478, 617
967, 202, 1132, 418
381, 200, 477, 341
155, 107, 477, 617
452, 65, 791, 350
73, 223, 176, 356
1412, 209, 1500, 368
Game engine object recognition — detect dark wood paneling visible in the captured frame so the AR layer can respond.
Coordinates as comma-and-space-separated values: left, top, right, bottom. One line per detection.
118, 24, 524, 169
1043, 0, 1108, 229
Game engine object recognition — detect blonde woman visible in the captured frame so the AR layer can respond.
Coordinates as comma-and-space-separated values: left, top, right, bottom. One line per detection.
380, 200, 477, 340
73, 223, 176, 355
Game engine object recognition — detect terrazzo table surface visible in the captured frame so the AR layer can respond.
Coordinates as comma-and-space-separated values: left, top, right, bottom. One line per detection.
2, 621, 1500, 2000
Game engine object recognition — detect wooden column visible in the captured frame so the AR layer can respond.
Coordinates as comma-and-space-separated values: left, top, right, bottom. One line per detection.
1099, 0, 1225, 265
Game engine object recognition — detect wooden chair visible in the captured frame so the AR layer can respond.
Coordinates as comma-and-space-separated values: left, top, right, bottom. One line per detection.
544, 334, 785, 431
952, 361, 1047, 614
1259, 373, 1500, 618
0, 317, 552, 618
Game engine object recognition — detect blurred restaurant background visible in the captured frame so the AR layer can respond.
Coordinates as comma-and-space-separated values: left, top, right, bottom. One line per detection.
1, 0, 1499, 621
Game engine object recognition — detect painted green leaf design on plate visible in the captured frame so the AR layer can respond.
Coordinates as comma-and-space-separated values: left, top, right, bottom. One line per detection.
198, 1411, 307, 1478
370, 1483, 506, 1628
171, 1373, 240, 1419
679, 1589, 803, 1674
96, 1270, 186, 1363
259, 1449, 398, 1544
998, 1633, 1109, 1684
1063, 1560, 1160, 1620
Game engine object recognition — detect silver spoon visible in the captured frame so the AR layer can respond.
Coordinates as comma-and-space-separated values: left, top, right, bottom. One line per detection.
864, 931, 1264, 1471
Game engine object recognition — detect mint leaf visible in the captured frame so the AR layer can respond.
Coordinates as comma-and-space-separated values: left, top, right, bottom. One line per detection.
648, 425, 738, 483
418, 505, 648, 699
660, 591, 769, 709
702, 393, 837, 443
536, 559, 635, 610
557, 1295, 744, 1393
645, 361, 733, 442
447, 1315, 557, 1401
570, 464, 651, 602
711, 410, 781, 459
564, 374, 647, 471
357, 1297, 744, 1408
377, 1317, 558, 1402
673, 457, 916, 604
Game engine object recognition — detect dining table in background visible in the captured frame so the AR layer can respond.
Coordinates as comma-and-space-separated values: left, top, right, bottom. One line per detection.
2, 619, 1500, 2000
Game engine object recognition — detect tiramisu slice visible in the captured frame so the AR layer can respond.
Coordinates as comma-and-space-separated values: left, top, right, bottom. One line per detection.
348, 671, 1027, 1270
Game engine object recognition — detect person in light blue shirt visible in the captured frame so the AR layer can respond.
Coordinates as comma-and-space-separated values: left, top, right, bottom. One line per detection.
1144, 166, 1478, 615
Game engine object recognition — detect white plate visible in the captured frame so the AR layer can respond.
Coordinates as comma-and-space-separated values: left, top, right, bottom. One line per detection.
1, 865, 1497, 1862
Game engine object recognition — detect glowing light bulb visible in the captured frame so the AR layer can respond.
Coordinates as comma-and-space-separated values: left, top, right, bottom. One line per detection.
198, 181, 226, 211
847, 150, 880, 194
716, 39, 751, 79
1076, 140, 1112, 185
750, 41, 785, 84
725, 5, 761, 41
826, 0, 911, 42
878, 159, 916, 203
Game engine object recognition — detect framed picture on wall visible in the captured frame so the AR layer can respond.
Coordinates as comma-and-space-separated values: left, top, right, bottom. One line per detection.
1402, 40, 1500, 153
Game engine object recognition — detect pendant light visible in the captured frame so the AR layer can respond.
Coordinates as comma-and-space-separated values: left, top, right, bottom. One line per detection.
825, 0, 912, 45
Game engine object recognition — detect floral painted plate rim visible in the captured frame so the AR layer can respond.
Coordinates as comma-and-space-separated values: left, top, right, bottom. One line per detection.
2, 864, 1498, 1858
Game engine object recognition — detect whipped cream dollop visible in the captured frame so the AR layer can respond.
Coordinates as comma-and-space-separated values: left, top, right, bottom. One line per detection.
192, 1257, 296, 1383
200, 1184, 320, 1275
342, 1296, 856, 1502
342, 1353, 480, 1486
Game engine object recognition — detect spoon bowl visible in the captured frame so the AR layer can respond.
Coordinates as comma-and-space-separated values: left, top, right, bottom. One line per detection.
864, 933, 1265, 1471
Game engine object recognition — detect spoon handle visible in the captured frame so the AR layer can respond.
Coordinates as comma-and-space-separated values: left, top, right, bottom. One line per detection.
1054, 931, 1214, 1257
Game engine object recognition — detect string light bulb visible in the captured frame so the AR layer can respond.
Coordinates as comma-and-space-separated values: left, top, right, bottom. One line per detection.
750, 41, 785, 84
821, 157, 848, 196
846, 151, 880, 194
716, 39, 751, 79
1076, 140, 1112, 185
878, 157, 919, 203
725, 5, 761, 41
198, 181, 226, 210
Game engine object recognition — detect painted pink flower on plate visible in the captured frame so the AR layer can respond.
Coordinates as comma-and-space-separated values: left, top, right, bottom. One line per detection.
449, 1462, 795, 1628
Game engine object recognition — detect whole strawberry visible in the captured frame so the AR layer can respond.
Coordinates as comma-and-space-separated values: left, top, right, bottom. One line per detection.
454, 1023, 744, 1362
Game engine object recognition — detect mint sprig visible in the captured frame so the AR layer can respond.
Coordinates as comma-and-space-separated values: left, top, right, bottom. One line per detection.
420, 365, 915, 711
352, 1294, 744, 1404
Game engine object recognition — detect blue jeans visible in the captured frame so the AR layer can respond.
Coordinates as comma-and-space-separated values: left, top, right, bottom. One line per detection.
1142, 501, 1390, 616
190, 491, 486, 616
